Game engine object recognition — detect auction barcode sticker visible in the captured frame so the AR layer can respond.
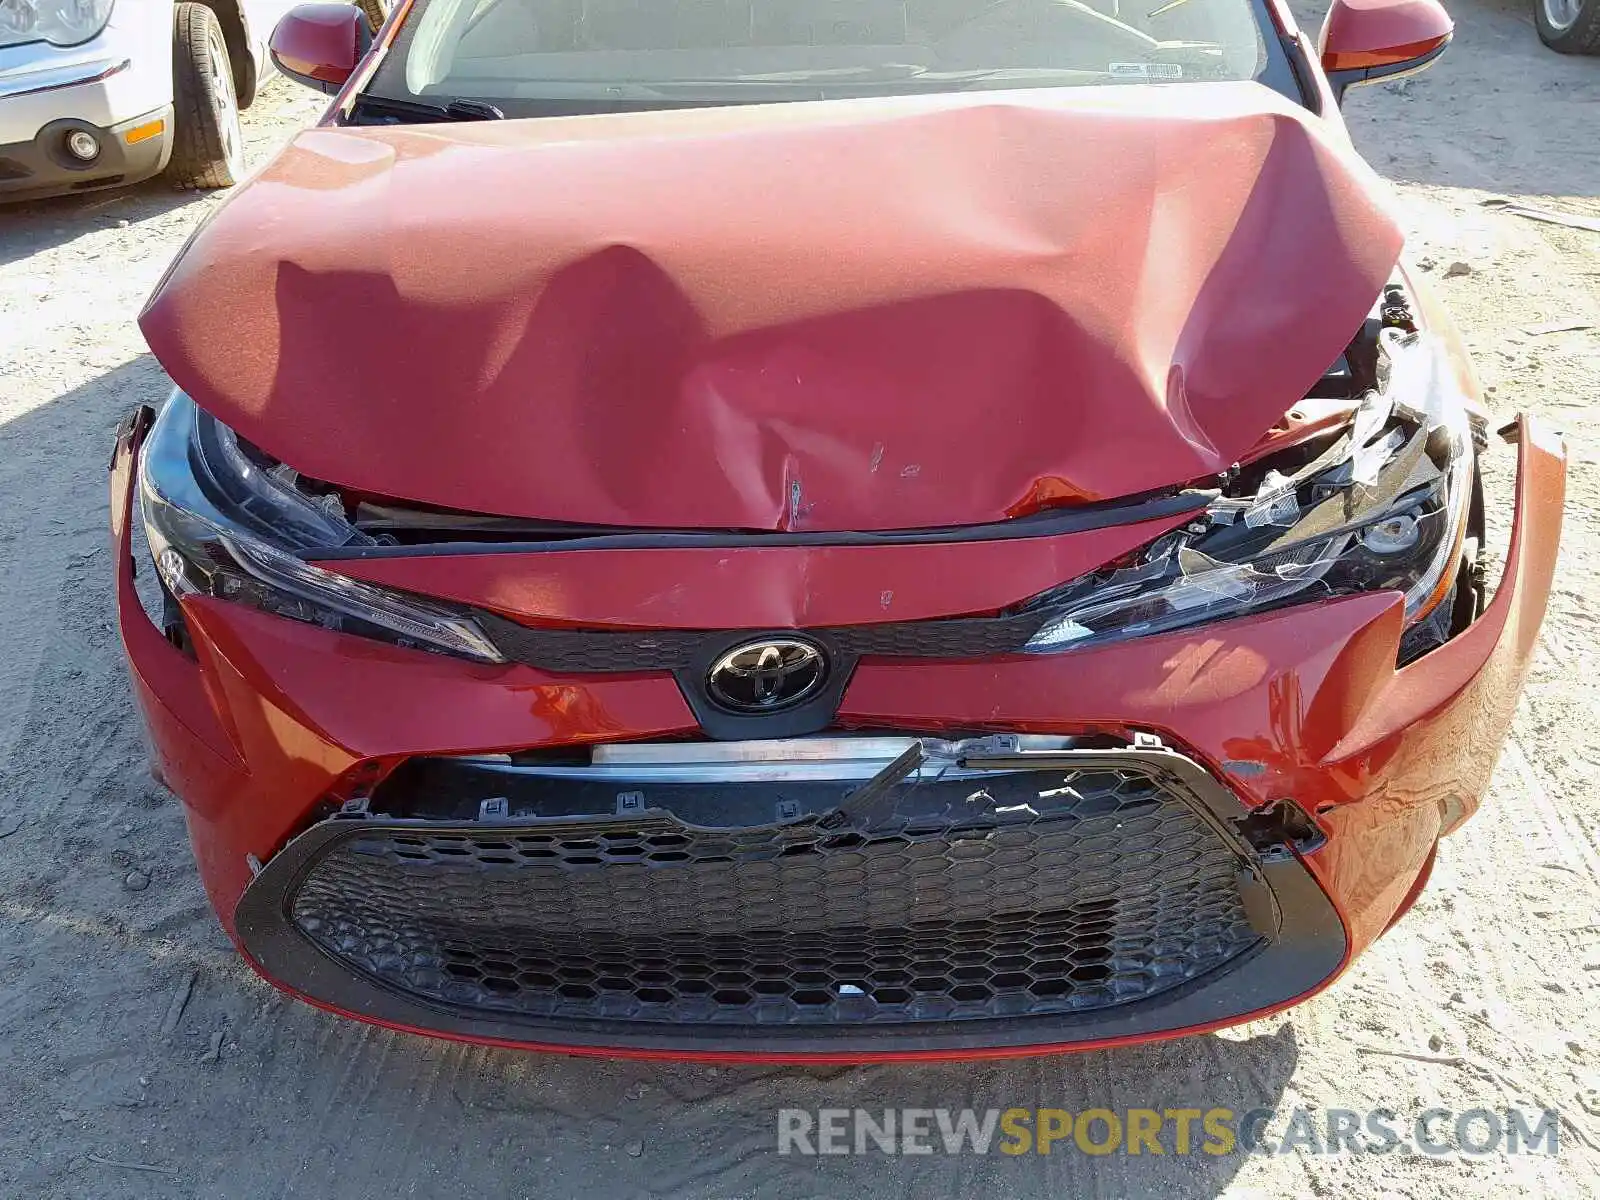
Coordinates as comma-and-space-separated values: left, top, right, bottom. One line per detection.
1108, 62, 1185, 79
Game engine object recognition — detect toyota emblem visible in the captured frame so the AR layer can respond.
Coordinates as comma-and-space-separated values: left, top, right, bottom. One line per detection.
706, 639, 828, 714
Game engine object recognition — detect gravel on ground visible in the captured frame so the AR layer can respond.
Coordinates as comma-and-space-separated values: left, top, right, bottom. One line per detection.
1, 3, 1598, 1194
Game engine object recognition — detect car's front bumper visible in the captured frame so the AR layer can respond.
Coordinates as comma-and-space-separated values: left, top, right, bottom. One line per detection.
0, 99, 171, 200
109, 412, 1566, 1061
0, 18, 174, 200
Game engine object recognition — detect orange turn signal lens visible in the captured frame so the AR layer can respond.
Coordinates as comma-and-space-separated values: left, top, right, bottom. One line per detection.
123, 118, 165, 146
1321, 35, 1450, 74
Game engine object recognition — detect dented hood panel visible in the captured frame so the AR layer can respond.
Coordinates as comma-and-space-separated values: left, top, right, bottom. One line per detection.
139, 83, 1402, 532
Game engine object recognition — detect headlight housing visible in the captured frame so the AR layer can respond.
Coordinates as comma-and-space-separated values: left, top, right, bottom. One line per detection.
1024, 329, 1476, 657
0, 0, 114, 48
139, 330, 1472, 670
139, 394, 506, 664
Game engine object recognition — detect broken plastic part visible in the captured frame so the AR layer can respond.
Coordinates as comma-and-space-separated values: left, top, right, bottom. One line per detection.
817, 742, 928, 831
1025, 332, 1475, 653
202, 413, 374, 551
1242, 470, 1299, 528
1233, 800, 1326, 862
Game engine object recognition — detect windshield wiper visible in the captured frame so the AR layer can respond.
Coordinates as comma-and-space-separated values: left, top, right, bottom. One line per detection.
347, 93, 504, 125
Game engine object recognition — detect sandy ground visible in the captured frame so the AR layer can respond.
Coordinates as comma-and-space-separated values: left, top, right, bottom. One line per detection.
1, 3, 1598, 1196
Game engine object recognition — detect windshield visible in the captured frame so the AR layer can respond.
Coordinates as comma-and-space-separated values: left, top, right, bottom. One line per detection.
364, 0, 1284, 116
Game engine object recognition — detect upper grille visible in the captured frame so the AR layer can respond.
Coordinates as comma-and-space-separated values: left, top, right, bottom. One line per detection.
290, 764, 1264, 1028
476, 610, 1048, 674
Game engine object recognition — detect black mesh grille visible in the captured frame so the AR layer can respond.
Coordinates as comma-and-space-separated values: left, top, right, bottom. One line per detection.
476, 611, 1048, 674
290, 766, 1263, 1028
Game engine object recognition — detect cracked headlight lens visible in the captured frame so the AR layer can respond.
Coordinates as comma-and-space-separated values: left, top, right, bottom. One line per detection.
1026, 330, 1475, 653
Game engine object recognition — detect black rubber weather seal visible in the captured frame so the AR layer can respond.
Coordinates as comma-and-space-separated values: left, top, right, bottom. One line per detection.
307, 488, 1215, 560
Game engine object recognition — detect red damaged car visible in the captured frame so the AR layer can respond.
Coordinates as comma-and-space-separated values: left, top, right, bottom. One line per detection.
111, 0, 1565, 1061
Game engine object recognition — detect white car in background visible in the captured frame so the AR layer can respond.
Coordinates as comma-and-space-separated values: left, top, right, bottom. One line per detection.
0, 0, 383, 203
1536, 0, 1600, 52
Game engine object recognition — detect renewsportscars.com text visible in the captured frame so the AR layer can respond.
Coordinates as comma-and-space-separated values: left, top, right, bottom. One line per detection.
777, 1107, 1561, 1157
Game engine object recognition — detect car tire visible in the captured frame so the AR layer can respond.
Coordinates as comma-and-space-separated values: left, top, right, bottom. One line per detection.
1535, 0, 1600, 53
166, 2, 246, 190
356, 0, 390, 32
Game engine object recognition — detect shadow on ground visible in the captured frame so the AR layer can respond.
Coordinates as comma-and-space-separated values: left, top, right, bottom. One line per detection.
0, 179, 206, 269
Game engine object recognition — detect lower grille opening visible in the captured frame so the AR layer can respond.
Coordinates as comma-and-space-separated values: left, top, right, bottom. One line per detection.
285, 743, 1269, 1029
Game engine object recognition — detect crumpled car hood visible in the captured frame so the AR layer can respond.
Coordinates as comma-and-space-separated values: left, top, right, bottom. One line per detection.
140, 82, 1402, 532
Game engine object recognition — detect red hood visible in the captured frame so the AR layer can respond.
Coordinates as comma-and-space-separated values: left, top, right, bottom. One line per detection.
140, 83, 1401, 532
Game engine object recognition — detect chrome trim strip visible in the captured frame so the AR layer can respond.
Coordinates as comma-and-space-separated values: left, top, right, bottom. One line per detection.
594, 736, 929, 765
0, 57, 129, 101
449, 734, 1090, 783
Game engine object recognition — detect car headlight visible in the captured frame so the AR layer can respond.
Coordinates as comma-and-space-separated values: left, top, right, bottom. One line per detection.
1025, 329, 1476, 656
138, 394, 506, 664
0, 0, 114, 48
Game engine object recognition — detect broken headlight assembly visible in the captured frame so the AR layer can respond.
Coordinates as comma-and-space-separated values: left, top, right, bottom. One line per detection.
1024, 330, 1479, 660
138, 394, 505, 664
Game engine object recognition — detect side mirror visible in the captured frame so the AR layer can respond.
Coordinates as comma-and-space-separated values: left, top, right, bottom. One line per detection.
270, 3, 373, 95
1319, 0, 1453, 105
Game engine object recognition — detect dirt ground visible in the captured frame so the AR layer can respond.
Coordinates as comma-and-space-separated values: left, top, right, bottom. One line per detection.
1, 2, 1598, 1196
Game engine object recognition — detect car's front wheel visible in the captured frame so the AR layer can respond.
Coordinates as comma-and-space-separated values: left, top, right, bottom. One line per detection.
1536, 0, 1600, 53
166, 2, 245, 189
